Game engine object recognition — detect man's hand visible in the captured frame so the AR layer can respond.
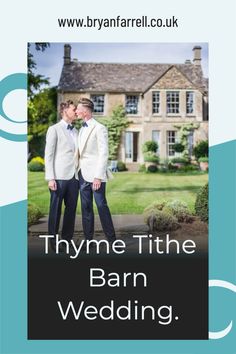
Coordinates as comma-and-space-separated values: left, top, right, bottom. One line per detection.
48, 179, 57, 191
92, 178, 101, 191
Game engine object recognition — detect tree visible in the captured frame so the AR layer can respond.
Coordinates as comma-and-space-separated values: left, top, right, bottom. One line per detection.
98, 105, 129, 160
28, 87, 57, 157
28, 43, 50, 97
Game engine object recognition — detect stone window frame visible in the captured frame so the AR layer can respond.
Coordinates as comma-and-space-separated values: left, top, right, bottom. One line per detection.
125, 94, 139, 115
167, 130, 177, 157
186, 91, 195, 115
166, 91, 180, 115
90, 94, 105, 114
152, 91, 160, 114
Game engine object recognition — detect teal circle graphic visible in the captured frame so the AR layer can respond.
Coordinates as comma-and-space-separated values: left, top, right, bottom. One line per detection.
0, 73, 27, 142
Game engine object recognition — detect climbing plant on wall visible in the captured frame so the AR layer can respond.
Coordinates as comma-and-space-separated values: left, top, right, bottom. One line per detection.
98, 105, 129, 160
174, 123, 200, 159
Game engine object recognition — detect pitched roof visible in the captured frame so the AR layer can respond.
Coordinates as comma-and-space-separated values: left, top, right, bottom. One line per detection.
58, 61, 208, 93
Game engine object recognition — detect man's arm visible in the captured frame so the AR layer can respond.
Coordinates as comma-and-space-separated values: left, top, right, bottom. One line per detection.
44, 126, 57, 189
93, 125, 109, 189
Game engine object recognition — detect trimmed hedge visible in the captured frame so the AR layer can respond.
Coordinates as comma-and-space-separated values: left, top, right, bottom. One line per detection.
195, 183, 208, 222
28, 203, 43, 225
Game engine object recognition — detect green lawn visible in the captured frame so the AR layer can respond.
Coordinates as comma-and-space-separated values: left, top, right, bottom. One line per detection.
28, 172, 208, 215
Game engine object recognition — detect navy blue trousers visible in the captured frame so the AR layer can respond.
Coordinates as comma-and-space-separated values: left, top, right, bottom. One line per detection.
78, 170, 116, 241
48, 176, 79, 241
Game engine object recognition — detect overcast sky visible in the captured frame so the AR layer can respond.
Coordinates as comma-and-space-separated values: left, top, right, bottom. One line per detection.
30, 43, 208, 87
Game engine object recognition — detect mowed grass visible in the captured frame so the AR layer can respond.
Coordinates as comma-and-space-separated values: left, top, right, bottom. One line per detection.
28, 172, 208, 215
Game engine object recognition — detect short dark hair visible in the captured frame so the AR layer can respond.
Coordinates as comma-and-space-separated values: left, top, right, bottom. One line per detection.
78, 97, 94, 112
60, 100, 74, 115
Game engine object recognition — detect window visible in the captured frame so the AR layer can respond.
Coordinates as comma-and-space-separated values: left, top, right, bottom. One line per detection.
125, 95, 139, 114
187, 131, 194, 156
125, 132, 132, 159
152, 91, 160, 114
167, 131, 176, 156
152, 130, 160, 151
167, 91, 179, 114
90, 95, 104, 114
186, 91, 194, 114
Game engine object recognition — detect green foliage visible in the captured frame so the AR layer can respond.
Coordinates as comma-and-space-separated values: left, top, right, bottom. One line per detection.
174, 123, 200, 158
171, 157, 189, 164
28, 203, 43, 225
144, 208, 179, 232
142, 140, 158, 153
138, 164, 146, 172
28, 43, 50, 98
147, 165, 158, 173
193, 140, 209, 160
117, 161, 127, 171
173, 142, 185, 153
163, 200, 194, 223
28, 87, 57, 157
195, 183, 208, 222
28, 160, 44, 172
199, 157, 208, 163
144, 199, 194, 225
98, 105, 129, 160
144, 152, 159, 163
177, 164, 199, 172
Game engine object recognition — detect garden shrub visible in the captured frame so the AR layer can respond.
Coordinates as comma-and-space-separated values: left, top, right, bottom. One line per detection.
28, 156, 45, 172
198, 157, 208, 163
147, 165, 158, 173
195, 183, 208, 222
193, 140, 208, 160
138, 164, 146, 172
144, 151, 159, 163
28, 161, 44, 172
117, 161, 127, 171
173, 142, 185, 153
144, 201, 167, 213
171, 157, 189, 165
163, 200, 194, 223
142, 140, 158, 153
178, 164, 199, 172
28, 203, 43, 225
144, 209, 180, 232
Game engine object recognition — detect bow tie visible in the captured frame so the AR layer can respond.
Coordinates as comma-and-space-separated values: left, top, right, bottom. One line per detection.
67, 124, 74, 130
82, 122, 88, 127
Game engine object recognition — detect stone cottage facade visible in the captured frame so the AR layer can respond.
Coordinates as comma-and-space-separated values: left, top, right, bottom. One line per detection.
58, 44, 208, 169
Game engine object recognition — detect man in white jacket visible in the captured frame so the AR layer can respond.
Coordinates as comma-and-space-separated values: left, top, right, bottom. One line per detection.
76, 98, 116, 243
44, 100, 79, 251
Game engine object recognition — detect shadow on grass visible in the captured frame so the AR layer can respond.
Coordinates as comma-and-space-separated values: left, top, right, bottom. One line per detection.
116, 185, 203, 193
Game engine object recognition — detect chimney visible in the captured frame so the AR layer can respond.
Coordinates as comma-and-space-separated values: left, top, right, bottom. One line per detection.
193, 46, 202, 66
185, 59, 191, 64
64, 44, 71, 65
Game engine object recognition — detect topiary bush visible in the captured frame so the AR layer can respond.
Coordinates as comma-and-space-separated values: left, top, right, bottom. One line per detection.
117, 161, 127, 171
193, 140, 208, 160
28, 156, 45, 172
163, 200, 194, 223
28, 203, 43, 225
142, 140, 158, 153
173, 142, 185, 153
195, 183, 208, 222
144, 209, 180, 232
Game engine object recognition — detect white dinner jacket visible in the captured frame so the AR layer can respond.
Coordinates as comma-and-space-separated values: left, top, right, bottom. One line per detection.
44, 121, 79, 181
77, 118, 112, 182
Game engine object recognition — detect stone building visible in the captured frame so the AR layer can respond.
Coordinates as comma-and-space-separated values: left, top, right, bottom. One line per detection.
58, 44, 208, 169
